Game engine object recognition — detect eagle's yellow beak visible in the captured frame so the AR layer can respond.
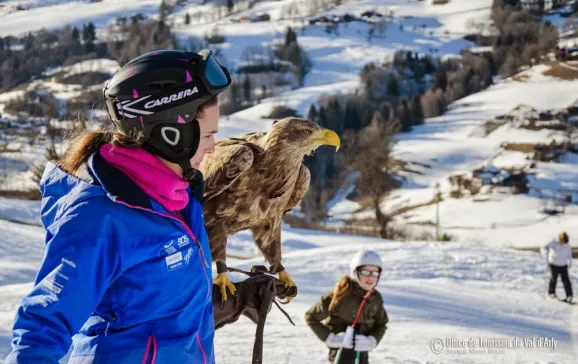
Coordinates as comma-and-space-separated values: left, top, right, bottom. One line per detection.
310, 128, 341, 151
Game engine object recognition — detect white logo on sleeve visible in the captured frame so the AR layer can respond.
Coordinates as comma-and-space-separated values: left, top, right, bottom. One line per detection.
38, 258, 77, 307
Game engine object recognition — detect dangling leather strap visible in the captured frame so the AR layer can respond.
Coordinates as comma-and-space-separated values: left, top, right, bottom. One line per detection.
227, 266, 296, 364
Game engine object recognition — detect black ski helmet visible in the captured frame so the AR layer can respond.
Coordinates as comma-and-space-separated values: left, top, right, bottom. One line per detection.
103, 49, 231, 182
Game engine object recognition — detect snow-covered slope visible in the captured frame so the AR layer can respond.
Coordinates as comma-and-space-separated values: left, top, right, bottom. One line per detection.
324, 63, 578, 249
0, 0, 164, 37
0, 198, 576, 363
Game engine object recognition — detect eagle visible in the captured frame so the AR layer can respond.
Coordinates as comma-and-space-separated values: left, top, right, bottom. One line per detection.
199, 117, 341, 303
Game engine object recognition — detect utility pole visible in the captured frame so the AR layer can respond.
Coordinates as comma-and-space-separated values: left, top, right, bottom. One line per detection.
436, 183, 441, 241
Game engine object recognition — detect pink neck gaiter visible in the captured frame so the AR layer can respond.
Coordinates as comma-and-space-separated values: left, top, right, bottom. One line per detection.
99, 144, 189, 212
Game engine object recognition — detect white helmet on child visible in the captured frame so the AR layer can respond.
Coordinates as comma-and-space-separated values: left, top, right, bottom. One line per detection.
349, 249, 383, 284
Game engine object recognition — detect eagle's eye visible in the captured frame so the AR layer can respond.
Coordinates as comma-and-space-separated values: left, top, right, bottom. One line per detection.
304, 129, 313, 135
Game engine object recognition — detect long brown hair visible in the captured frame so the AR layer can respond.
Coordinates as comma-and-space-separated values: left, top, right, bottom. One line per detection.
329, 275, 352, 313
59, 95, 219, 176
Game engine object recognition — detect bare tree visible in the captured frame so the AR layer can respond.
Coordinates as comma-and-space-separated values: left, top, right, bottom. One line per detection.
465, 18, 486, 34
29, 143, 61, 187
421, 88, 446, 118
339, 113, 401, 238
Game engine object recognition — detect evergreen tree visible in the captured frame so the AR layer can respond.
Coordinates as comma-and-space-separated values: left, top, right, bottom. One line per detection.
387, 76, 400, 98
284, 27, 297, 48
159, 0, 171, 20
409, 93, 424, 125
343, 102, 358, 131
397, 98, 412, 132
323, 96, 343, 135
434, 70, 447, 91
317, 105, 327, 127
378, 102, 391, 124
227, 81, 242, 112
82, 22, 96, 42
307, 104, 318, 123
243, 76, 252, 103
343, 96, 373, 132
72, 27, 80, 42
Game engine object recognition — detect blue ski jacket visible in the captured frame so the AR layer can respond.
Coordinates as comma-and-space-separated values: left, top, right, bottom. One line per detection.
6, 152, 215, 364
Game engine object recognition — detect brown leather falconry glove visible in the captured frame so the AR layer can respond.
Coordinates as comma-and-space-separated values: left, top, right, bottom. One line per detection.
213, 265, 297, 364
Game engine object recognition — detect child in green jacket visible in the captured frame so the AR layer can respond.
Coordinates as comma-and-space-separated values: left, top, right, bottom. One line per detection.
305, 250, 389, 364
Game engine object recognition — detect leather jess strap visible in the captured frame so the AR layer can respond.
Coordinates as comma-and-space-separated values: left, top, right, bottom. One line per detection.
213, 265, 297, 364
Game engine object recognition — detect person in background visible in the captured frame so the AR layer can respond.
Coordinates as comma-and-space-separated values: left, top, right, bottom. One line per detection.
305, 250, 389, 364
541, 232, 573, 303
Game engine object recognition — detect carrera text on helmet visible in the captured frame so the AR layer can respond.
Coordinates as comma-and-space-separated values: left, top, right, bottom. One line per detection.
144, 87, 199, 109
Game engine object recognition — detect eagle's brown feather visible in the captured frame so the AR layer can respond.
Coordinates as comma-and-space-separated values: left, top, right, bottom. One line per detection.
202, 140, 262, 202
285, 165, 311, 214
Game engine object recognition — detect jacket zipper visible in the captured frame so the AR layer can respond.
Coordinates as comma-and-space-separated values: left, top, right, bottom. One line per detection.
141, 335, 157, 364
197, 332, 208, 364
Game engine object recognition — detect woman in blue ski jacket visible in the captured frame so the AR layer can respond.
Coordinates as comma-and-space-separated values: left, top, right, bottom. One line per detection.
6, 49, 232, 364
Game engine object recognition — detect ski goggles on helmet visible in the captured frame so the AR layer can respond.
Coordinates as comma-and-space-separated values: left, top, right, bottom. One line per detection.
357, 269, 380, 277
195, 49, 231, 93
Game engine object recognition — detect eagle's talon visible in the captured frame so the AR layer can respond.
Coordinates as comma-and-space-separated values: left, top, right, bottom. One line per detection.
278, 270, 296, 302
214, 273, 237, 307
278, 270, 296, 287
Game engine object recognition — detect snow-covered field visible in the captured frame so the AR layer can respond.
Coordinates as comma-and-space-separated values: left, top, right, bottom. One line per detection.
0, 198, 577, 363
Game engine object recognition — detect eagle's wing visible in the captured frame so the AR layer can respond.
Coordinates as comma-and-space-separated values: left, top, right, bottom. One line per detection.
238, 131, 267, 145
284, 164, 311, 213
201, 138, 263, 202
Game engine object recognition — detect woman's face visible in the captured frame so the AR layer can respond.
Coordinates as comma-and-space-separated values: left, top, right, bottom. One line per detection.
190, 102, 219, 169
158, 102, 220, 176
357, 265, 380, 291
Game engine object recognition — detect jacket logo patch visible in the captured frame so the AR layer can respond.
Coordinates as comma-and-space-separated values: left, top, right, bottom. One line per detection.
184, 247, 193, 265
178, 235, 190, 247
166, 251, 183, 271
164, 246, 177, 254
